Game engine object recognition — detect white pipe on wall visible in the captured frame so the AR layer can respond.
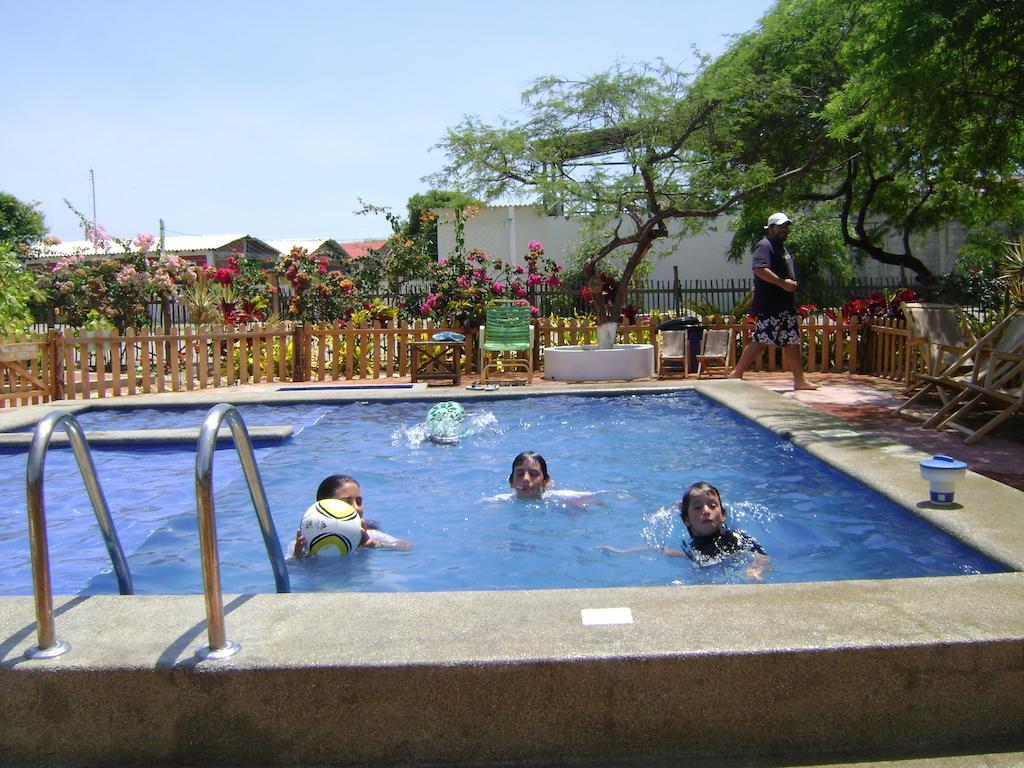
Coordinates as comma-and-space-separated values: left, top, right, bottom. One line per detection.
507, 206, 516, 264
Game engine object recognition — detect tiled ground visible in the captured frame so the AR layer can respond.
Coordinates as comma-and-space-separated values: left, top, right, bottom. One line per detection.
742, 372, 1024, 492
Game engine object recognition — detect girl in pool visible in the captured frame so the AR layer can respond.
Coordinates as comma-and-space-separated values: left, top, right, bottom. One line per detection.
498, 451, 602, 508
292, 474, 411, 557
509, 451, 550, 499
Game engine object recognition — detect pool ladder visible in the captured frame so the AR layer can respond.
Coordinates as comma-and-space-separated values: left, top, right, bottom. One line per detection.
24, 404, 290, 661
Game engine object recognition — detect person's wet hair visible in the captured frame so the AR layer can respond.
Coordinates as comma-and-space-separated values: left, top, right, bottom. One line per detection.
317, 474, 359, 501
508, 451, 549, 484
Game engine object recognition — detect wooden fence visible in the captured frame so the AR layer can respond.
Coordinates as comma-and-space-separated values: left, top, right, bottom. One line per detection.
2, 317, 914, 407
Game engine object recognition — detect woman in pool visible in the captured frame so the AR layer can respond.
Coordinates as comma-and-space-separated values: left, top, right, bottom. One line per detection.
292, 474, 411, 557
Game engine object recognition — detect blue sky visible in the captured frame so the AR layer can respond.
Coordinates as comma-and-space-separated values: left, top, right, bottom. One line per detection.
3, 0, 771, 244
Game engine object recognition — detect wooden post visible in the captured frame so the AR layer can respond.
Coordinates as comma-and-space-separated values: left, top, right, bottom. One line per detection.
291, 324, 308, 382
48, 329, 63, 401
270, 273, 281, 318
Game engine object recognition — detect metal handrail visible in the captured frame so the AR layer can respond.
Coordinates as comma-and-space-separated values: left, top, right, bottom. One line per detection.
194, 403, 290, 660
25, 411, 134, 659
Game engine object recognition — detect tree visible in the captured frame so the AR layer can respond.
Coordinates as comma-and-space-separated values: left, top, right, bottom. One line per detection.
0, 242, 43, 334
722, 0, 1024, 278
405, 189, 483, 260
0, 192, 46, 247
433, 59, 828, 328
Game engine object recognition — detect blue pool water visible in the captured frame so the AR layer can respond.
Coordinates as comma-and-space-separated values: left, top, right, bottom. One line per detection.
0, 392, 1006, 596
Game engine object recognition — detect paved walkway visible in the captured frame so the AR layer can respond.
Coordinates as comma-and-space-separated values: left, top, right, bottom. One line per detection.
740, 372, 1024, 492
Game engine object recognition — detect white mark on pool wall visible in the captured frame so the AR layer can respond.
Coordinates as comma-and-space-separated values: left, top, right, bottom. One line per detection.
581, 607, 633, 625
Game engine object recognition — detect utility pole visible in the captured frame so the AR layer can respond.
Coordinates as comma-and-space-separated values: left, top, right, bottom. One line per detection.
159, 218, 165, 256
89, 168, 97, 235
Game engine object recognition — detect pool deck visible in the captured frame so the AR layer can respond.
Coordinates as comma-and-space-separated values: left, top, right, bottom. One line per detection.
0, 374, 1022, 767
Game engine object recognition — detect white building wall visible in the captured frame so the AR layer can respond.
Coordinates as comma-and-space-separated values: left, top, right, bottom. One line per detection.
437, 205, 964, 284
436, 205, 751, 282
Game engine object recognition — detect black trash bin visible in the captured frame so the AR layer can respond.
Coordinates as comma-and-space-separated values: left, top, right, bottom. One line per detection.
658, 317, 706, 372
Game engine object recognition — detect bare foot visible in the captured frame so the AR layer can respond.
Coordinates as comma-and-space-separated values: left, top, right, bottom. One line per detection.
727, 372, 743, 380
794, 381, 820, 391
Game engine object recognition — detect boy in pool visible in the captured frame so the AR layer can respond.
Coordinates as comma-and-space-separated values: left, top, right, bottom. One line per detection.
292, 474, 411, 557
600, 482, 768, 580
665, 482, 766, 564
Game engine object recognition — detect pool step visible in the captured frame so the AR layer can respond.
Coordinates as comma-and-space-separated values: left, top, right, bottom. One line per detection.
0, 425, 293, 447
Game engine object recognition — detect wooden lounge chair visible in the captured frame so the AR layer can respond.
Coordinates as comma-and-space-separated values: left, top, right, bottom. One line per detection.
898, 302, 974, 401
657, 330, 689, 378
478, 300, 534, 384
696, 329, 734, 379
923, 312, 1024, 443
893, 311, 1023, 423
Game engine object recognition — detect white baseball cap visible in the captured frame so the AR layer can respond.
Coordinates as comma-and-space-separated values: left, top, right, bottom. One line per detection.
765, 212, 792, 228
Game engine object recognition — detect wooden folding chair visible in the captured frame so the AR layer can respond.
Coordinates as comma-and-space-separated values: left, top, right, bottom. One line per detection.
696, 329, 734, 379
900, 303, 974, 398
924, 312, 1024, 443
893, 310, 1019, 422
657, 330, 688, 378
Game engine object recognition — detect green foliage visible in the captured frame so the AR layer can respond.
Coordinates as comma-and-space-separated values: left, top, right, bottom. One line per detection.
0, 242, 43, 333
433, 54, 831, 324
0, 192, 46, 246
998, 235, 1024, 309
719, 0, 1024, 277
355, 201, 433, 295
728, 204, 851, 292
405, 189, 483, 259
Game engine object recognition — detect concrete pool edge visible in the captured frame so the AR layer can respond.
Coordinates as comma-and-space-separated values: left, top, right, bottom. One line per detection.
1, 380, 1023, 766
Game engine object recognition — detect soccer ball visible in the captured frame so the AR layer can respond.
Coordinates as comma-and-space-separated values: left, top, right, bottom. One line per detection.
300, 498, 363, 556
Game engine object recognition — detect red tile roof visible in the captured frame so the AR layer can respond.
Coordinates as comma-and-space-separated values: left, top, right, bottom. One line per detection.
340, 240, 387, 259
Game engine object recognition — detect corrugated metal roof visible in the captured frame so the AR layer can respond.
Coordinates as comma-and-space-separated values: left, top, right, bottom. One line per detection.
37, 234, 280, 258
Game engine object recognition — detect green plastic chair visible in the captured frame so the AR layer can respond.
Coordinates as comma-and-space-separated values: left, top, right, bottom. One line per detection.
478, 301, 534, 383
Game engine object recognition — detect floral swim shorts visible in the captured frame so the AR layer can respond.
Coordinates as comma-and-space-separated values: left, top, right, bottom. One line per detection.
751, 310, 801, 346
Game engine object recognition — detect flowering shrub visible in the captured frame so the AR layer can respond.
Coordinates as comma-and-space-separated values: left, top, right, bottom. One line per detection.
277, 247, 360, 324
416, 240, 562, 328
825, 288, 918, 322
40, 255, 154, 330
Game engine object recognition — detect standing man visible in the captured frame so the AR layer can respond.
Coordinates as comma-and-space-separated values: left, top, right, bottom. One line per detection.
728, 212, 818, 390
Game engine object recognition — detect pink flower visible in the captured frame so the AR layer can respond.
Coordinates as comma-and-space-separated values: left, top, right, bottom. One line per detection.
457, 275, 471, 288
528, 240, 543, 253
530, 305, 540, 317
545, 275, 561, 287
438, 258, 447, 267
86, 223, 111, 251
515, 285, 527, 298
515, 265, 525, 274
526, 273, 543, 287
134, 233, 156, 253
491, 281, 506, 295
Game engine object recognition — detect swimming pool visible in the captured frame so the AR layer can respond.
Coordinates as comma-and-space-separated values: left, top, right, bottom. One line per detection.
0, 392, 1005, 596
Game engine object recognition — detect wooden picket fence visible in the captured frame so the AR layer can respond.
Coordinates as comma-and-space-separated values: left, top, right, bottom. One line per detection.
1, 317, 914, 407
0, 331, 61, 406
